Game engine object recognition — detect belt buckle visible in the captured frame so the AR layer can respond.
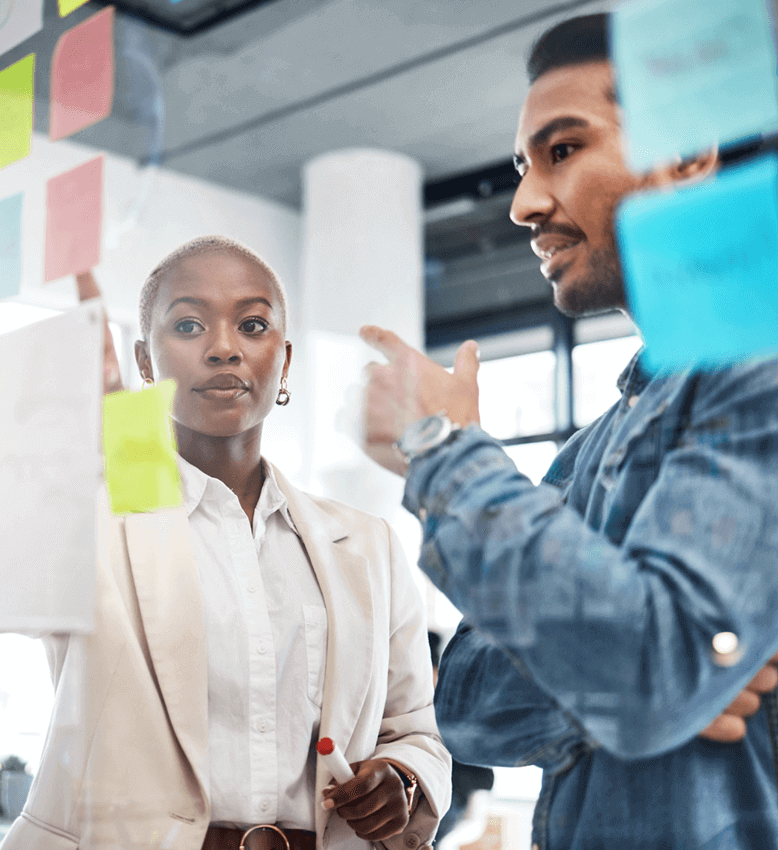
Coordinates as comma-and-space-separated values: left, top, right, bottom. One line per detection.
240, 824, 291, 850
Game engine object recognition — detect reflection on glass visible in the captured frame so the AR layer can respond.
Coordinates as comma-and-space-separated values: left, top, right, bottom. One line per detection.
573, 336, 642, 428
502, 441, 558, 486
478, 351, 556, 440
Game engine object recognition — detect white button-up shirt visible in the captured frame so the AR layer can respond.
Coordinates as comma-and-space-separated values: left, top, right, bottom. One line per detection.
177, 455, 328, 829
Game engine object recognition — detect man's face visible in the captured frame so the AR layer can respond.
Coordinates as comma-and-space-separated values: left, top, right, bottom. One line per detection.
511, 60, 649, 317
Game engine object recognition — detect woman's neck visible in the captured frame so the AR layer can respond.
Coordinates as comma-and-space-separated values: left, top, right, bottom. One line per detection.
175, 422, 265, 523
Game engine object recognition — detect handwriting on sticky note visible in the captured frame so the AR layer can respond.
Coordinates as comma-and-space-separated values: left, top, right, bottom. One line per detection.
0, 0, 42, 56
612, 0, 778, 171
617, 154, 778, 370
0, 54, 34, 171
0, 193, 23, 300
44, 156, 103, 282
50, 7, 114, 141
58, 0, 90, 17
103, 381, 183, 514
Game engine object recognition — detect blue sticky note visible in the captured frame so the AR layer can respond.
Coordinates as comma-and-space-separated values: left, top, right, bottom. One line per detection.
617, 154, 778, 370
612, 0, 778, 171
0, 193, 22, 300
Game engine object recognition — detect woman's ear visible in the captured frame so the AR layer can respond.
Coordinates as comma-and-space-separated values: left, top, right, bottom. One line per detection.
135, 339, 153, 383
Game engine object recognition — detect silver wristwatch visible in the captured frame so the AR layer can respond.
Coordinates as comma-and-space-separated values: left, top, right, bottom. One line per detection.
395, 411, 459, 461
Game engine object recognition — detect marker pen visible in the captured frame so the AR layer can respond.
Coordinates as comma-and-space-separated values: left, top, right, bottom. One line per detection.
317, 737, 355, 784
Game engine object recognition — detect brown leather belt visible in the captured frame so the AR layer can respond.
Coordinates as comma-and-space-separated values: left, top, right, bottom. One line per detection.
202, 824, 316, 850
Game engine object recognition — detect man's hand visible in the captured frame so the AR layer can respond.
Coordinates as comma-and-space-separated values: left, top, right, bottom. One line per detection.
75, 270, 123, 395
698, 652, 778, 742
359, 325, 480, 476
321, 758, 410, 841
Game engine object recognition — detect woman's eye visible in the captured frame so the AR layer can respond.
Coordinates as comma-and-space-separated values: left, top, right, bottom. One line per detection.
240, 318, 268, 333
175, 319, 203, 334
551, 143, 575, 163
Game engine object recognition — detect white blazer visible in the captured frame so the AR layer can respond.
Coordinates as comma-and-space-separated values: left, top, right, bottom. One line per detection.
1, 464, 451, 850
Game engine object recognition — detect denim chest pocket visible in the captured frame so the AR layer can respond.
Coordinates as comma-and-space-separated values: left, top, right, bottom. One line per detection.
598, 401, 669, 501
303, 604, 328, 706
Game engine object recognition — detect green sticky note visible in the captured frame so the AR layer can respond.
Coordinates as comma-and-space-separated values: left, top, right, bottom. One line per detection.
0, 55, 34, 171
102, 380, 183, 514
58, 0, 91, 16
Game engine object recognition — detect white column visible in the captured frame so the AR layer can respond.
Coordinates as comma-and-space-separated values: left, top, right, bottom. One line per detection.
299, 148, 423, 522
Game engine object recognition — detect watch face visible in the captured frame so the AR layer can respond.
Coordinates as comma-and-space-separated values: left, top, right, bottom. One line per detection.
399, 414, 452, 458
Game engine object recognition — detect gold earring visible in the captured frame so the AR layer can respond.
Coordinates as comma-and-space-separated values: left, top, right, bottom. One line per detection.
276, 375, 291, 406
142, 376, 154, 388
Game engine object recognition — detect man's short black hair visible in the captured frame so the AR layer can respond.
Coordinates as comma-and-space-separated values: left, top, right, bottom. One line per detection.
527, 13, 610, 85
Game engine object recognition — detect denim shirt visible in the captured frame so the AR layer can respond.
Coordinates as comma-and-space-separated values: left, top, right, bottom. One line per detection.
405, 352, 778, 849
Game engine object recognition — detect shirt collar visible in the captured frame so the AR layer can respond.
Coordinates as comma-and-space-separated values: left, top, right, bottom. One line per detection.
175, 454, 298, 536
616, 346, 651, 396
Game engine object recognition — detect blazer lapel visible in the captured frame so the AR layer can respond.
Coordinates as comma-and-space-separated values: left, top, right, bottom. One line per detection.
272, 466, 375, 833
122, 506, 209, 799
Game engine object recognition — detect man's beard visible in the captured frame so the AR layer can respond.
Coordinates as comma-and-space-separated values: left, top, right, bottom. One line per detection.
552, 242, 627, 318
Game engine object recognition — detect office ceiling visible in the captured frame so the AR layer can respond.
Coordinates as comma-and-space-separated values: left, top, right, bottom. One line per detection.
21, 0, 609, 208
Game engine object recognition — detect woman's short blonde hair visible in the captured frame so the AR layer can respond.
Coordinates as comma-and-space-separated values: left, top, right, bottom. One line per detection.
138, 235, 288, 339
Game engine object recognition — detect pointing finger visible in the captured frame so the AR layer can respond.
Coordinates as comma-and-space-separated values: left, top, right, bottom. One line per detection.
359, 325, 410, 363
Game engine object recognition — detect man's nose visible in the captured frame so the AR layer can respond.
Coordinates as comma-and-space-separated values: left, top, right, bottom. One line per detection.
509, 170, 554, 227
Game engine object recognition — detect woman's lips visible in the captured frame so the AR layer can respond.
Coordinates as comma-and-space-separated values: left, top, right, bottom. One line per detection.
194, 386, 249, 401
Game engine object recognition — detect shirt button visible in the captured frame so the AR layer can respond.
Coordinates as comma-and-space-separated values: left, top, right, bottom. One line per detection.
247, 583, 257, 593
404, 835, 419, 849
628, 394, 640, 408
257, 643, 267, 655
261, 800, 269, 812
258, 720, 267, 732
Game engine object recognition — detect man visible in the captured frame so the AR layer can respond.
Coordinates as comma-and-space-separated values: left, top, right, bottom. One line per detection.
359, 13, 778, 849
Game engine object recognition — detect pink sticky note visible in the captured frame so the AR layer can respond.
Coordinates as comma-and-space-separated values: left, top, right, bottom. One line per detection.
49, 7, 114, 142
45, 156, 103, 282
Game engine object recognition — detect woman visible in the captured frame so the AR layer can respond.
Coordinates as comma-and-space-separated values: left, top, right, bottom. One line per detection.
2, 236, 450, 850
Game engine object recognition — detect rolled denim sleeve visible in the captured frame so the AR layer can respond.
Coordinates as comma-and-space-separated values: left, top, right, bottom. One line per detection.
405, 362, 778, 760
435, 622, 592, 775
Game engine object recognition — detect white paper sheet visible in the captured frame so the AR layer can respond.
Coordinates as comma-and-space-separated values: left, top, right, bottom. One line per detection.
0, 301, 102, 634
0, 0, 43, 57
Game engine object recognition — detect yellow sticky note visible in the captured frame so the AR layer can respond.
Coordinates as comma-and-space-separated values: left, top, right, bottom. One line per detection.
0, 54, 34, 171
58, 0, 91, 17
102, 380, 183, 514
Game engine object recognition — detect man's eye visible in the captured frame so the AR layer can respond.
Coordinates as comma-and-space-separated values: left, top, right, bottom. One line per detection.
175, 319, 202, 334
240, 318, 268, 333
551, 143, 575, 163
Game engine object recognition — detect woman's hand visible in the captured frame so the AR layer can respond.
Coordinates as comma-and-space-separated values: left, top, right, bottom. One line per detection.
321, 758, 410, 841
698, 652, 778, 742
75, 270, 123, 395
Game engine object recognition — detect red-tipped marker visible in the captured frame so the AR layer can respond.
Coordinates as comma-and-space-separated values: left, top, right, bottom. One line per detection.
317, 737, 355, 784
317, 737, 335, 756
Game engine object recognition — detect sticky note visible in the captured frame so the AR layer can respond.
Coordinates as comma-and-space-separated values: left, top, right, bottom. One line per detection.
102, 380, 183, 514
612, 0, 778, 171
49, 8, 114, 141
58, 0, 91, 17
617, 154, 778, 370
0, 0, 42, 55
0, 193, 22, 299
44, 155, 103, 282
0, 301, 102, 634
0, 54, 34, 171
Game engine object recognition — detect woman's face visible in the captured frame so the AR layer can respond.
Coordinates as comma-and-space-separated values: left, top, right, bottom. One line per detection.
137, 250, 291, 438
